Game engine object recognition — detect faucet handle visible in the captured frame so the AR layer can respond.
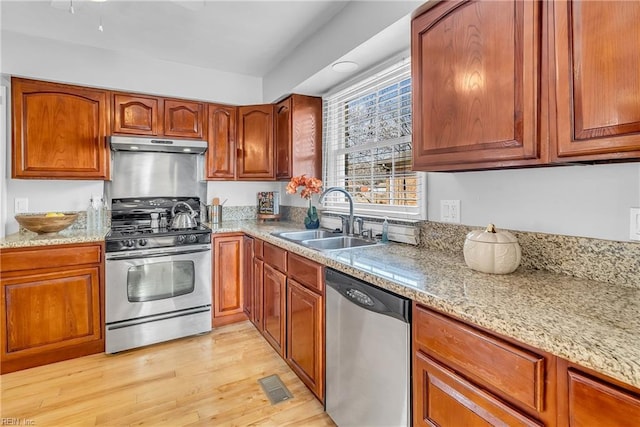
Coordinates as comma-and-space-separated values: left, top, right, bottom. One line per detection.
353, 217, 364, 236
339, 216, 350, 235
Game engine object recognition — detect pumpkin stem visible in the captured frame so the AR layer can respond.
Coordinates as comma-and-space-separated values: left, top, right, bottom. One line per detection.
485, 223, 496, 233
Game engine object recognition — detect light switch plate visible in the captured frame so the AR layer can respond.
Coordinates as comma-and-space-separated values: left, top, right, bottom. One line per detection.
630, 208, 640, 241
15, 198, 28, 214
441, 200, 461, 223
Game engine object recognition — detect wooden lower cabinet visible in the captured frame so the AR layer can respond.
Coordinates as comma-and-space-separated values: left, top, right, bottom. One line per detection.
413, 303, 555, 426
212, 234, 246, 327
287, 278, 324, 401
0, 243, 105, 374
558, 360, 640, 427
262, 263, 286, 356
251, 258, 264, 332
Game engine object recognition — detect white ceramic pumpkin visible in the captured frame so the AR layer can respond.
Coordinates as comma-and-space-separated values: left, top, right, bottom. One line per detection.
463, 224, 522, 274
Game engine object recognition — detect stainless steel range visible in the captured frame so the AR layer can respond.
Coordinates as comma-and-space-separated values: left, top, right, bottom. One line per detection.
105, 197, 212, 354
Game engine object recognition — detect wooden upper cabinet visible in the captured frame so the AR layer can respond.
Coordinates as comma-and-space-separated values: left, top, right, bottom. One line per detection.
207, 104, 237, 179
237, 104, 275, 180
275, 94, 322, 180
112, 93, 159, 135
164, 99, 205, 139
549, 1, 640, 161
112, 93, 204, 139
11, 77, 109, 179
411, 0, 544, 171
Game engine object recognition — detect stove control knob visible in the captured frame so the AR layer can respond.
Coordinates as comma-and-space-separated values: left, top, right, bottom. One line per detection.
177, 235, 186, 244
138, 238, 148, 247
187, 234, 197, 243
124, 239, 134, 248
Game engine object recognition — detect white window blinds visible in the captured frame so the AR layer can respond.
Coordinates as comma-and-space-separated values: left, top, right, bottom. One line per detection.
322, 58, 425, 220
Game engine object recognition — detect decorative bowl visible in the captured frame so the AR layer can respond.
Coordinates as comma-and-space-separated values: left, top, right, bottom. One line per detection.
15, 213, 79, 234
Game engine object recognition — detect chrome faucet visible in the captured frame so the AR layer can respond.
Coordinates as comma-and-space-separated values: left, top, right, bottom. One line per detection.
319, 187, 355, 236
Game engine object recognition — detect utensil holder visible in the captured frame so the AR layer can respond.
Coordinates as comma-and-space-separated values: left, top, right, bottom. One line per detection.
208, 205, 222, 224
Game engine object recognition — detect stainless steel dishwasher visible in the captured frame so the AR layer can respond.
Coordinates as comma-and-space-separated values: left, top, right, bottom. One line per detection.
325, 268, 411, 427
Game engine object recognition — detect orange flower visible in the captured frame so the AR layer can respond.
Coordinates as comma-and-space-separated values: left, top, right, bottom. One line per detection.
287, 175, 323, 199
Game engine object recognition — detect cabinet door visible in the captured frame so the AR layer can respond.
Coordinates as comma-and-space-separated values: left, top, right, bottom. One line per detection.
275, 97, 292, 179
11, 77, 109, 179
252, 258, 264, 332
262, 263, 286, 355
290, 95, 323, 179
207, 104, 237, 179
163, 99, 205, 139
414, 351, 542, 427
566, 369, 640, 427
411, 0, 543, 171
550, 1, 640, 161
1, 266, 103, 373
113, 93, 159, 135
287, 279, 324, 402
213, 235, 244, 321
237, 104, 274, 180
242, 236, 254, 318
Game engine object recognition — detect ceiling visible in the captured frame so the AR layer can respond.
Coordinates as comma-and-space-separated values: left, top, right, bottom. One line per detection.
1, 0, 353, 77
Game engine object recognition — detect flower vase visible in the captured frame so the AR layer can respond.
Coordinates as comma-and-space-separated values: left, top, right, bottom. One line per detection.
304, 202, 320, 229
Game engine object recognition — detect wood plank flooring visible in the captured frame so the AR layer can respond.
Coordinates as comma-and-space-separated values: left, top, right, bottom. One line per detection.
1, 321, 335, 426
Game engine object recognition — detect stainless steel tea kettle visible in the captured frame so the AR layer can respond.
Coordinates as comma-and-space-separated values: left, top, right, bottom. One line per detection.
170, 202, 197, 229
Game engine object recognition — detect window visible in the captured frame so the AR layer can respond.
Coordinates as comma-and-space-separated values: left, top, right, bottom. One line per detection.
322, 58, 425, 220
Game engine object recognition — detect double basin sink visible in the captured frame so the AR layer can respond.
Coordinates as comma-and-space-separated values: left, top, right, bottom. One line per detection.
271, 229, 378, 252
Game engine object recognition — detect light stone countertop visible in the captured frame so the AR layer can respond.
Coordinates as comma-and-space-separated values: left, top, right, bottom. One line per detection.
2, 220, 638, 390
0, 228, 108, 248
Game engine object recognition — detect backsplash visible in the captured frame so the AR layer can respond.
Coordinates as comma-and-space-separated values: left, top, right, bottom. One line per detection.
421, 222, 640, 289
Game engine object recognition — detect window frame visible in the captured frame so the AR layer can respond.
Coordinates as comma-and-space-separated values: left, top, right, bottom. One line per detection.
321, 55, 426, 221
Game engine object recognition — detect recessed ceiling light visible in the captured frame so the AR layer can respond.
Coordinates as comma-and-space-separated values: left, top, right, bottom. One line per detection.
332, 61, 359, 73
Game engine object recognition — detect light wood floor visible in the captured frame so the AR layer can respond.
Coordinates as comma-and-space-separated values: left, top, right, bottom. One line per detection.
1, 321, 335, 426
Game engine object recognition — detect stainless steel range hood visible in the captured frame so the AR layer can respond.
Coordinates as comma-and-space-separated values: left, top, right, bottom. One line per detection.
109, 136, 208, 154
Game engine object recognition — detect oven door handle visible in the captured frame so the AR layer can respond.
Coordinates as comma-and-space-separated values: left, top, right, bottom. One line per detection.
106, 247, 211, 261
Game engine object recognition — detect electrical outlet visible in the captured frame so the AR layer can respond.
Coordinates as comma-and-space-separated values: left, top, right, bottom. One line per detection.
630, 208, 640, 241
440, 200, 461, 223
15, 198, 28, 214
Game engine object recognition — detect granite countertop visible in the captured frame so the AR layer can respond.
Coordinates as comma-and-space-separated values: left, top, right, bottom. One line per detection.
0, 228, 108, 248
2, 220, 638, 390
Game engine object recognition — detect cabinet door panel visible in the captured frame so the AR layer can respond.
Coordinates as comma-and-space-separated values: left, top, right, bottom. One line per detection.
242, 236, 254, 318
275, 98, 292, 179
207, 104, 236, 179
412, 0, 542, 171
113, 94, 159, 135
414, 351, 542, 427
287, 279, 324, 401
2, 267, 101, 355
551, 1, 640, 160
262, 263, 285, 355
12, 78, 109, 179
213, 235, 243, 319
237, 105, 274, 179
252, 258, 264, 331
567, 369, 640, 427
164, 99, 204, 138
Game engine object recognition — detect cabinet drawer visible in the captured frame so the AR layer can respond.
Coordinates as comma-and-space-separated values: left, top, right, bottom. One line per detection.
415, 351, 542, 427
0, 244, 102, 273
414, 305, 545, 412
288, 253, 323, 293
567, 369, 640, 427
254, 239, 264, 260
263, 242, 286, 272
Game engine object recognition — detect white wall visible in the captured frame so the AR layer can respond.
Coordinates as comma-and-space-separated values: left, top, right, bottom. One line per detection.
1, 31, 262, 105
427, 163, 640, 242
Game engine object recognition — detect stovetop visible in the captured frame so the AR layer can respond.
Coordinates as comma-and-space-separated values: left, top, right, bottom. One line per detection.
106, 196, 211, 252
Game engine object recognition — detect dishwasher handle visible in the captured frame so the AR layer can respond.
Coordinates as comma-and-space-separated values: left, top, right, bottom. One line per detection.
326, 268, 410, 323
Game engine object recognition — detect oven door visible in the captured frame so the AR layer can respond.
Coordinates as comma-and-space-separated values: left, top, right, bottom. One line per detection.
105, 244, 212, 324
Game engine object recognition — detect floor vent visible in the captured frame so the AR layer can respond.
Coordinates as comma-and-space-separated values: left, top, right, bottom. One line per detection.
258, 374, 293, 405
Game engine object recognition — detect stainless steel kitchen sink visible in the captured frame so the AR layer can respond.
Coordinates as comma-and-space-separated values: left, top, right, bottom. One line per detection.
272, 230, 337, 241
271, 230, 378, 252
